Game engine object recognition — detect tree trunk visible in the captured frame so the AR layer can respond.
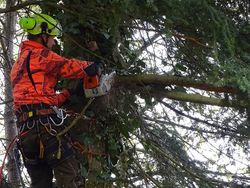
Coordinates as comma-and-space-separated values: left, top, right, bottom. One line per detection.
3, 0, 20, 187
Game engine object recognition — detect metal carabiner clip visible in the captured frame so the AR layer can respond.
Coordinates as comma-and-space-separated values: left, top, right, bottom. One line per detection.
49, 116, 64, 126
50, 107, 69, 126
51, 106, 63, 119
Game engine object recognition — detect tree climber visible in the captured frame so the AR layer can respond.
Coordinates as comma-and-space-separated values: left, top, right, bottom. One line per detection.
10, 13, 99, 188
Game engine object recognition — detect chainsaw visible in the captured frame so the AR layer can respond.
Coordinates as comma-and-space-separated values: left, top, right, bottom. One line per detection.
83, 71, 116, 98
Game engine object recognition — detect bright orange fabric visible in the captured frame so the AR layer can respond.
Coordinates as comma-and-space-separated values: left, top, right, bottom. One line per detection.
11, 40, 93, 110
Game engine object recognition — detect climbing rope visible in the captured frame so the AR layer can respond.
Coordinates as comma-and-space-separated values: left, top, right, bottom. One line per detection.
0, 130, 31, 184
56, 98, 95, 159
73, 141, 108, 174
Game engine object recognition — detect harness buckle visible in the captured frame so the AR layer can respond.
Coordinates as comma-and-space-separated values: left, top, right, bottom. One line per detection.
51, 106, 63, 119
50, 106, 69, 126
28, 111, 33, 118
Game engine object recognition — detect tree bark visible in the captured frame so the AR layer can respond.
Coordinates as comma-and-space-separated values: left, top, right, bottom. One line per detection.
3, 0, 20, 187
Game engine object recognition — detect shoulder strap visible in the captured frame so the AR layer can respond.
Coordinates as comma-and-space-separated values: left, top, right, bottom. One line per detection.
26, 51, 38, 93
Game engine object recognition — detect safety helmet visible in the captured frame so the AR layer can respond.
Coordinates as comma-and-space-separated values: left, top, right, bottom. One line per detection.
19, 13, 62, 37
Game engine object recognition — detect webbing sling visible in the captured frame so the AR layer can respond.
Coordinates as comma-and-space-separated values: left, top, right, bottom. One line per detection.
26, 51, 38, 93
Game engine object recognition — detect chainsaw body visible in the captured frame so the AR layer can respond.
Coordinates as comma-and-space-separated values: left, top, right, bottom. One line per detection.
84, 71, 116, 98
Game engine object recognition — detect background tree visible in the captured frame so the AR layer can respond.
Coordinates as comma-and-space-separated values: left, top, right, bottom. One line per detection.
0, 0, 21, 187
0, 0, 250, 187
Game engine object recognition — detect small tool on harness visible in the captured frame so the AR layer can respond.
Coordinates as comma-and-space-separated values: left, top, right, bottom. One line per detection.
39, 140, 44, 159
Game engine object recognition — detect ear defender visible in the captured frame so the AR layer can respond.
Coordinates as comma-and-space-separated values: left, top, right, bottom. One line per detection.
19, 17, 36, 30
40, 22, 48, 33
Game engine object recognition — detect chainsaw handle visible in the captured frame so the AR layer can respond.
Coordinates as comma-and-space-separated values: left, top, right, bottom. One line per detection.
84, 62, 100, 76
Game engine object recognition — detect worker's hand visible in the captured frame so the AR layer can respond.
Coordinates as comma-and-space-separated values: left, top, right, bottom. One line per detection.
84, 62, 101, 76
86, 41, 99, 51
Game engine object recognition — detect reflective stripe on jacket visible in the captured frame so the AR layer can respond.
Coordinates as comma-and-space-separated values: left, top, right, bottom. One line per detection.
11, 40, 92, 110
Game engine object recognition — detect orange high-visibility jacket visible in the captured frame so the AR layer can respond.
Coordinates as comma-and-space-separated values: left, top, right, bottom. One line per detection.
11, 40, 92, 110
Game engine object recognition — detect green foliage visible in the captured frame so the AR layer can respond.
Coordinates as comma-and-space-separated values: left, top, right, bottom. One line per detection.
20, 0, 250, 187
222, 61, 250, 93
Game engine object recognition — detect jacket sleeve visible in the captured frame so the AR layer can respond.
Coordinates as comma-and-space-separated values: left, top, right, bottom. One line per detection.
56, 89, 70, 106
49, 50, 93, 79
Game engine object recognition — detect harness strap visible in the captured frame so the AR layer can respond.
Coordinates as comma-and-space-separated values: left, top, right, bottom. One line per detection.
26, 51, 38, 93
17, 108, 55, 123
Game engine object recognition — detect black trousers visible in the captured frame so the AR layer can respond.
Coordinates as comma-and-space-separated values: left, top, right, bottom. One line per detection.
18, 121, 84, 188
26, 156, 82, 188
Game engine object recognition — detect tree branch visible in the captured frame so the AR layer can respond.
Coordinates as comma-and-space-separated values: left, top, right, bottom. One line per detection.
156, 91, 247, 108
0, 0, 40, 13
0, 0, 76, 14
118, 74, 238, 93
116, 74, 248, 108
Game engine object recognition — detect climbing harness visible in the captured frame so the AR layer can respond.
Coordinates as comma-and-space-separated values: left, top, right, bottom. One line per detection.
15, 104, 70, 163
15, 97, 94, 165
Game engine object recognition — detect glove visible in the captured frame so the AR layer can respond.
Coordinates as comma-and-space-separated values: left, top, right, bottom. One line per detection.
68, 80, 84, 96
84, 62, 101, 76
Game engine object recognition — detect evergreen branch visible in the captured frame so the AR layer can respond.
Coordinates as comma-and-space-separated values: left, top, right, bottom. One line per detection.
122, 25, 211, 48
172, 33, 211, 48
140, 137, 241, 187
132, 159, 162, 188
139, 137, 217, 187
159, 100, 239, 134
204, 170, 250, 181
143, 115, 247, 139
0, 0, 40, 13
0, 0, 76, 15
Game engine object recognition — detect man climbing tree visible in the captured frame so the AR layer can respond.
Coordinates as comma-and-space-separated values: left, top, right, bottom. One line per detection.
10, 13, 100, 188
0, 0, 249, 187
